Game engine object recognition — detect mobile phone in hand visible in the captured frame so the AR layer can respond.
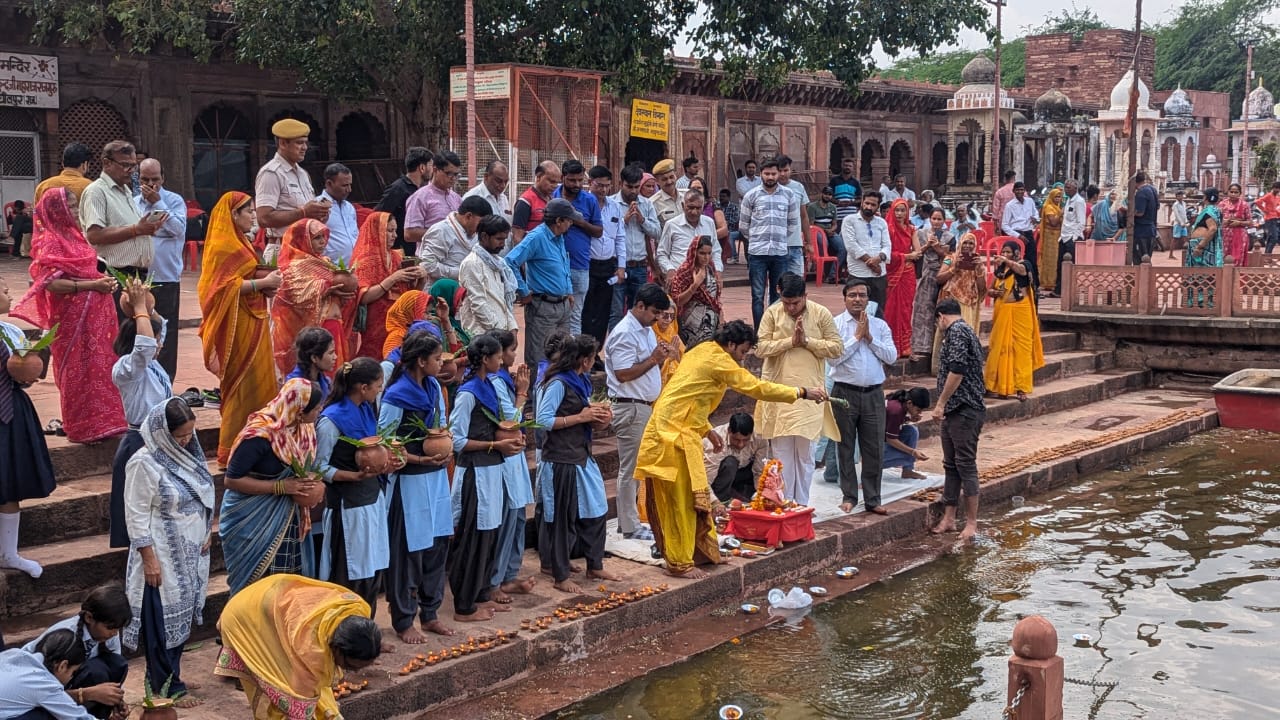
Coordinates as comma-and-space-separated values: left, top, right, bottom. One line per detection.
145, 211, 167, 224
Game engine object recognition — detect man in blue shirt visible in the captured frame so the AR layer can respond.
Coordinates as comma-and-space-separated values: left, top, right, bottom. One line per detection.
551, 159, 604, 335
1131, 171, 1159, 264
505, 198, 579, 366
135, 158, 188, 380
319, 162, 358, 264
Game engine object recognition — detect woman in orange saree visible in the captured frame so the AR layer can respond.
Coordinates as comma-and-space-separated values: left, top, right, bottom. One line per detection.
352, 212, 425, 360
197, 191, 281, 465
11, 187, 127, 444
271, 220, 358, 376
884, 198, 917, 356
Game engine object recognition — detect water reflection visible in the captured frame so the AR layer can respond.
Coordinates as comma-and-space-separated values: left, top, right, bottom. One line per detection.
558, 430, 1280, 719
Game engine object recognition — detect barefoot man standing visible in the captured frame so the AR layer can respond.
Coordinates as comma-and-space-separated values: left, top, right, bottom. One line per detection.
635, 320, 828, 579
930, 299, 987, 541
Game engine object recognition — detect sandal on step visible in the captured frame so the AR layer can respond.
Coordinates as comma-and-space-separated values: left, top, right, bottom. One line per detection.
43, 419, 64, 436
180, 387, 204, 408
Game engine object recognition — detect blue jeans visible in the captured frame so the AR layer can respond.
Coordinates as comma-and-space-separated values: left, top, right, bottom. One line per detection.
748, 253, 789, 328
619, 265, 649, 322
882, 424, 919, 471
1266, 218, 1280, 253
728, 230, 742, 261
787, 246, 804, 276
824, 231, 847, 281
568, 267, 589, 335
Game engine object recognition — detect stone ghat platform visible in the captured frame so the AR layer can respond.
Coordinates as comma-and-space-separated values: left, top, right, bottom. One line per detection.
51, 391, 1215, 720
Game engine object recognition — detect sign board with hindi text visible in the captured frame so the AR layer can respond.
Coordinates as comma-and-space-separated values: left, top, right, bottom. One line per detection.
449, 68, 511, 101
0, 53, 59, 109
629, 99, 670, 141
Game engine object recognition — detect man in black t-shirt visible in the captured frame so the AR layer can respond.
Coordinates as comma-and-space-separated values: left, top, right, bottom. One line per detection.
829, 156, 862, 230
931, 299, 986, 542
375, 146, 432, 254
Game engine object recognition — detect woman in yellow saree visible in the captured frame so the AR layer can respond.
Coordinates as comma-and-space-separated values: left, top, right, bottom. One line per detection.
651, 299, 684, 385
1037, 187, 1064, 293
198, 192, 281, 465
635, 321, 826, 579
984, 240, 1045, 401
215, 574, 382, 720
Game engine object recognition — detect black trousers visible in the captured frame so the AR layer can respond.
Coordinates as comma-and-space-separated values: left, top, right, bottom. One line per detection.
940, 406, 985, 505
861, 275, 888, 319
386, 479, 448, 633
1016, 231, 1039, 288
447, 468, 498, 616
70, 651, 129, 718
710, 456, 756, 503
1055, 239, 1077, 295
141, 585, 186, 696
832, 383, 886, 509
544, 463, 606, 583
328, 506, 381, 617
150, 281, 181, 381
583, 258, 617, 346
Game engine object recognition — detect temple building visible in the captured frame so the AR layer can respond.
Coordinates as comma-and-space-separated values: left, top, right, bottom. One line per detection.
1156, 86, 1201, 193
1226, 79, 1280, 192
1012, 87, 1095, 189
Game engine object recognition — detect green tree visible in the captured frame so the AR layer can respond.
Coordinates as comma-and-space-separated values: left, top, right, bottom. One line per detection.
1254, 141, 1280, 189
1151, 0, 1280, 112
29, 0, 991, 144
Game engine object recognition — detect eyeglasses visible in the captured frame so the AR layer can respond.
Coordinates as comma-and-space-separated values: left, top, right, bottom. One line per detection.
107, 158, 137, 172
438, 168, 460, 178
658, 311, 675, 319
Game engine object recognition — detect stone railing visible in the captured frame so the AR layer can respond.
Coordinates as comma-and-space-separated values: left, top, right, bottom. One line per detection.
1061, 255, 1280, 318
1249, 251, 1280, 268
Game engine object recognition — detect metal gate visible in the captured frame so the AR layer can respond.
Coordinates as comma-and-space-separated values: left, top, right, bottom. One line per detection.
0, 130, 40, 235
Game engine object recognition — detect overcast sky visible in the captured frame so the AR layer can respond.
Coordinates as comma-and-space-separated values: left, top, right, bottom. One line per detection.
676, 1, 1278, 67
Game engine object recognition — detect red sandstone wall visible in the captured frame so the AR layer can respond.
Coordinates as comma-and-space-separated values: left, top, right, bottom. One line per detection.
1024, 31, 1156, 107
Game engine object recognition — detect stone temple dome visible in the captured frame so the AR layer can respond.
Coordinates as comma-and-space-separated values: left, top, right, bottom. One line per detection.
1109, 70, 1151, 111
1246, 79, 1274, 119
1164, 85, 1193, 116
1205, 153, 1219, 164
1034, 87, 1073, 122
961, 55, 996, 85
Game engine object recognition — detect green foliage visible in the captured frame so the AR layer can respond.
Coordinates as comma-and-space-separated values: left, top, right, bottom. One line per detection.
0, 323, 58, 356
1151, 0, 1280, 111
1254, 141, 1280, 190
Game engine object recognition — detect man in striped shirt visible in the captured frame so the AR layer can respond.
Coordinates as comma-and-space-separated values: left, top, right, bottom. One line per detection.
740, 158, 799, 328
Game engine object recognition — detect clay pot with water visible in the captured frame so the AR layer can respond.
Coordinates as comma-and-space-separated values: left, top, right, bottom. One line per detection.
253, 264, 275, 280
6, 352, 44, 385
140, 700, 177, 720
332, 271, 358, 295
421, 429, 454, 459
495, 421, 525, 445
354, 437, 394, 473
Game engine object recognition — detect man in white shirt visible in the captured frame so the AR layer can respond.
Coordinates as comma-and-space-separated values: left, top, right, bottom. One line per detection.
883, 175, 916, 205
417, 195, 490, 282
775, 155, 810, 275
1001, 181, 1040, 286
830, 279, 898, 514
657, 190, 722, 279
461, 159, 512, 225
584, 165, 627, 345
703, 412, 767, 502
841, 190, 893, 318
134, 158, 187, 380
458, 215, 519, 335
736, 160, 761, 199
604, 284, 674, 540
675, 156, 700, 190
1055, 179, 1088, 296
319, 162, 358, 264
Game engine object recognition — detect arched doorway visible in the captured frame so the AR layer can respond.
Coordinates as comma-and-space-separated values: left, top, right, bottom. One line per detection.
1162, 138, 1181, 182
1184, 139, 1196, 183
889, 139, 913, 184
829, 136, 855, 176
955, 142, 971, 184
192, 104, 252, 211
860, 139, 885, 185
932, 141, 947, 187
336, 111, 389, 161
59, 99, 129, 179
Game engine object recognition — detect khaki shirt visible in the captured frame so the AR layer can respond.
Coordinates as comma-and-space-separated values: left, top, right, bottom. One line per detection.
80, 175, 152, 269
254, 152, 314, 239
651, 190, 681, 230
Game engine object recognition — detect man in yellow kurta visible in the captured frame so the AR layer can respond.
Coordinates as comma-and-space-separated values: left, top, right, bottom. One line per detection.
636, 320, 828, 579
753, 273, 844, 507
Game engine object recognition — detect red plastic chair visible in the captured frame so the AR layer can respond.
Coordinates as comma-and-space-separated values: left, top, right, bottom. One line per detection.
979, 220, 996, 239
183, 240, 202, 273
809, 227, 838, 286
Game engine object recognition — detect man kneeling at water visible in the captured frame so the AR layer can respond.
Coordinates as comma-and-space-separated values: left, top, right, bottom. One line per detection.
882, 387, 931, 480
704, 412, 766, 503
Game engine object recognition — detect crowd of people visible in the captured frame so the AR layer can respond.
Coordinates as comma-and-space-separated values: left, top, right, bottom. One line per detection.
0, 125, 1070, 718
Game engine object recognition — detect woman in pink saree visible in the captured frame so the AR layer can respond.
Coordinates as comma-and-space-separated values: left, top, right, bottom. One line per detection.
11, 187, 127, 443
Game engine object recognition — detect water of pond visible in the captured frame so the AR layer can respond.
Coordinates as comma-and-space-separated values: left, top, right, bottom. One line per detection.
558, 428, 1280, 719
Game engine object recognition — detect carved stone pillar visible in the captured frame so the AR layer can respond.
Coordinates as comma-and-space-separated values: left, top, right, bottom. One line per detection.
947, 130, 956, 185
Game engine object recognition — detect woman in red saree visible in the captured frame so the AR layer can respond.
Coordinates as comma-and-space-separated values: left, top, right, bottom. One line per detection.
353, 212, 425, 360
11, 187, 126, 444
884, 198, 917, 356
1220, 182, 1253, 266
197, 191, 281, 465
271, 219, 358, 375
